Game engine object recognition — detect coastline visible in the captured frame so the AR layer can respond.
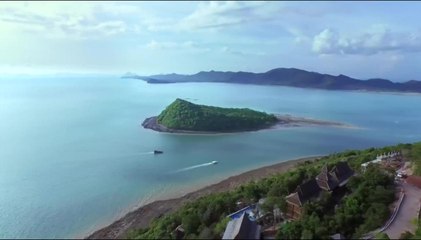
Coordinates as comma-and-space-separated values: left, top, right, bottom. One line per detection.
86, 155, 321, 239
128, 77, 421, 96
141, 115, 354, 135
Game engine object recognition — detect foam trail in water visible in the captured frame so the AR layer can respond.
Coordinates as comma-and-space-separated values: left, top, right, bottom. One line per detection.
137, 151, 155, 155
173, 162, 214, 173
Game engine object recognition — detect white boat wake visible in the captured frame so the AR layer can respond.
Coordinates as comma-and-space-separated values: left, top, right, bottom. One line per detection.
137, 151, 155, 155
173, 162, 217, 173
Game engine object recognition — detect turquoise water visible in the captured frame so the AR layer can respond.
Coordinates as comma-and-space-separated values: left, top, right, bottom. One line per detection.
0, 76, 420, 238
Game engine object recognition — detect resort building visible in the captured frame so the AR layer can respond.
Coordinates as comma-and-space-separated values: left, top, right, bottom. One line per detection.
329, 161, 355, 187
285, 161, 354, 220
285, 179, 321, 220
361, 151, 403, 172
316, 165, 339, 191
227, 204, 258, 221
222, 212, 261, 239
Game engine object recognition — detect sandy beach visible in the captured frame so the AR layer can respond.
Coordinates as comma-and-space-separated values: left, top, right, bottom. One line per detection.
86, 155, 321, 239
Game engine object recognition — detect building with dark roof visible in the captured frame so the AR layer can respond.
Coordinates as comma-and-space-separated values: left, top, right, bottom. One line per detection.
285, 161, 354, 220
316, 165, 339, 191
316, 162, 354, 191
222, 212, 261, 239
330, 161, 354, 187
285, 179, 321, 220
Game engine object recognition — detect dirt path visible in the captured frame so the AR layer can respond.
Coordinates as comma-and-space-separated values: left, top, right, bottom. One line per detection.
384, 181, 421, 239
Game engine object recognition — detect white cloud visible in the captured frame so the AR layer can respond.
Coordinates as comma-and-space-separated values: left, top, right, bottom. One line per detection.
312, 29, 340, 54
145, 40, 177, 50
55, 20, 127, 38
286, 26, 312, 44
0, 2, 136, 39
145, 40, 210, 52
221, 46, 266, 56
99, 2, 143, 15
179, 2, 244, 30
312, 26, 421, 55
179, 1, 275, 31
138, 1, 273, 32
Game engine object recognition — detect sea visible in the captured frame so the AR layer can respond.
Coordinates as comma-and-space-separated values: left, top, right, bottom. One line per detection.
0, 75, 420, 238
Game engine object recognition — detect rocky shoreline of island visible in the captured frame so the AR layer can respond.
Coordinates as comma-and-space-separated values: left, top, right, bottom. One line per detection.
141, 114, 354, 134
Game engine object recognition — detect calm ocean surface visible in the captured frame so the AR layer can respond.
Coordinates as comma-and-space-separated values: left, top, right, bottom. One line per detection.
0, 76, 420, 238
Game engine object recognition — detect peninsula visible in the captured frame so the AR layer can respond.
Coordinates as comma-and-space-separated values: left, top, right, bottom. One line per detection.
141, 99, 349, 134
124, 67, 421, 94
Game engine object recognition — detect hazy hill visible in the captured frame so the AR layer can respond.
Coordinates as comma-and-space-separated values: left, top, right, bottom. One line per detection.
126, 67, 421, 93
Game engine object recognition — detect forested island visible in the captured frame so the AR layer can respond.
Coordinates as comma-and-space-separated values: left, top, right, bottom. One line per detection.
124, 67, 421, 93
141, 99, 348, 133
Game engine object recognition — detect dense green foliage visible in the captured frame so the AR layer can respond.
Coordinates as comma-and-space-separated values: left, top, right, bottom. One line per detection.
375, 232, 390, 239
277, 165, 395, 239
400, 221, 421, 239
157, 98, 278, 131
407, 142, 421, 176
127, 143, 414, 239
399, 231, 414, 239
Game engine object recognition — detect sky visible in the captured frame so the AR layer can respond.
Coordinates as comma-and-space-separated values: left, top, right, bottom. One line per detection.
1, 1, 421, 81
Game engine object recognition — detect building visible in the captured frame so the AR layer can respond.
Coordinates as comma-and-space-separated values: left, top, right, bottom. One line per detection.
227, 204, 257, 221
285, 179, 321, 220
360, 158, 383, 172
361, 151, 403, 172
222, 212, 261, 239
285, 161, 354, 220
316, 165, 339, 191
330, 161, 355, 187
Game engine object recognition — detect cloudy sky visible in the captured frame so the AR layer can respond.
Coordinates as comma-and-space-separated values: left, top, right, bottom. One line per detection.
1, 1, 421, 81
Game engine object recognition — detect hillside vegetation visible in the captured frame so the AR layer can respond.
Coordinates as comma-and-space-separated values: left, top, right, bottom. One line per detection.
156, 99, 278, 132
127, 142, 417, 239
130, 67, 421, 93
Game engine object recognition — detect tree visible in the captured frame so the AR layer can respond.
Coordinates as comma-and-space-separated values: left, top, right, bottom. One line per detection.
214, 217, 230, 237
301, 229, 313, 239
375, 232, 390, 239
181, 212, 201, 235
398, 231, 413, 239
277, 221, 303, 239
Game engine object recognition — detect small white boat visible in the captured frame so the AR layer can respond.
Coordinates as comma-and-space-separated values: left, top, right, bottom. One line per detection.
211, 161, 218, 165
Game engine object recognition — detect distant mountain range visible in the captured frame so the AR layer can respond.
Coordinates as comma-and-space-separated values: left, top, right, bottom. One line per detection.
122, 68, 421, 93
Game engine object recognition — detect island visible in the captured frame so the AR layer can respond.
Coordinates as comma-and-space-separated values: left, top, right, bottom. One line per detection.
141, 98, 350, 134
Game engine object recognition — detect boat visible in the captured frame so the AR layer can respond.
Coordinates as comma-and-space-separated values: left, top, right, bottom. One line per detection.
154, 150, 163, 154
211, 161, 218, 165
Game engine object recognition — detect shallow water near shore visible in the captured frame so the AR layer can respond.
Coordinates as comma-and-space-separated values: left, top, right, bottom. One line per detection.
0, 76, 420, 238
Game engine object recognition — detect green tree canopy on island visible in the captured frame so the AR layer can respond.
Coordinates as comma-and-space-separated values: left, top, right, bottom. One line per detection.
157, 98, 278, 131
